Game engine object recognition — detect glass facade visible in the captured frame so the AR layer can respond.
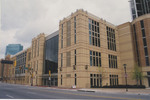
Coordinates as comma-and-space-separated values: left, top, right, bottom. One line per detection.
44, 34, 59, 74
130, 0, 150, 20
5, 44, 23, 56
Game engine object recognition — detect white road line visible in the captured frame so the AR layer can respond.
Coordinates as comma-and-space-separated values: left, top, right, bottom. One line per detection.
27, 92, 36, 94
6, 94, 14, 98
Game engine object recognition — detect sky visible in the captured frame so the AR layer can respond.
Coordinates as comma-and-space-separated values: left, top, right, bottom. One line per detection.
0, 0, 131, 59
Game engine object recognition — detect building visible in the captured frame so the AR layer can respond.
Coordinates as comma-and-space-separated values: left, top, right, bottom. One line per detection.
131, 14, 150, 87
30, 33, 45, 86
130, 0, 150, 20
43, 31, 59, 86
8, 56, 16, 84
2, 55, 11, 82
58, 9, 128, 88
117, 22, 137, 86
5, 44, 23, 56
14, 49, 27, 84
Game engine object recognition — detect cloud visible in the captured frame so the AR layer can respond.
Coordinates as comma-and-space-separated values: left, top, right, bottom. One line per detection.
0, 0, 131, 58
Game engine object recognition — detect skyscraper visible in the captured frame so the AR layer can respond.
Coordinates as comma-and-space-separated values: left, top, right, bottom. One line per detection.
5, 44, 23, 56
130, 0, 150, 19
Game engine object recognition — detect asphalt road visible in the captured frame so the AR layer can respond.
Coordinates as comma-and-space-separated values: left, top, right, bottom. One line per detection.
0, 82, 150, 100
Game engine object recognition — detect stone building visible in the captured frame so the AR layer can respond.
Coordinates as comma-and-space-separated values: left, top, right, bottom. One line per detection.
58, 9, 126, 88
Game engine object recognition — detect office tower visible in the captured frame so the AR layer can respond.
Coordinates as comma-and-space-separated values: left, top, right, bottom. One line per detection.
5, 44, 23, 56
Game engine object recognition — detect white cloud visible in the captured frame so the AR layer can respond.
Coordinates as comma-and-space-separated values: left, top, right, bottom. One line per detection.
0, 0, 132, 58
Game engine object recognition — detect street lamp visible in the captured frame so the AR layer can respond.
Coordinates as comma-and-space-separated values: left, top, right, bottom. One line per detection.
123, 64, 128, 92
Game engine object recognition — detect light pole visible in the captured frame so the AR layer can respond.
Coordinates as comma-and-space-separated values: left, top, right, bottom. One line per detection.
123, 64, 128, 92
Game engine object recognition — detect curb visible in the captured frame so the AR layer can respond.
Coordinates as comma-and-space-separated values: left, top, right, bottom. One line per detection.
77, 90, 95, 92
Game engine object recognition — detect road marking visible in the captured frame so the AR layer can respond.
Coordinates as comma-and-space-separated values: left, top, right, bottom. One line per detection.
30, 88, 142, 100
6, 95, 14, 98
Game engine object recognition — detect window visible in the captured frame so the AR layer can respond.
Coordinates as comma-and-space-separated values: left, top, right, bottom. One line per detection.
107, 26, 116, 51
61, 24, 63, 48
61, 53, 63, 67
140, 20, 149, 66
37, 38, 40, 56
89, 18, 100, 47
143, 38, 147, 46
140, 20, 144, 29
75, 50, 76, 65
90, 74, 102, 88
61, 75, 62, 85
66, 51, 71, 67
34, 40, 37, 58
108, 54, 117, 68
37, 60, 38, 71
67, 21, 71, 47
146, 57, 149, 66
110, 75, 119, 86
133, 24, 140, 66
74, 17, 76, 44
32, 42, 33, 58
90, 50, 101, 67
75, 74, 77, 85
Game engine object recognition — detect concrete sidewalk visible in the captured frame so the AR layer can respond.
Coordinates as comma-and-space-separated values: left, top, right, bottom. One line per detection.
36, 85, 150, 95
77, 88, 150, 95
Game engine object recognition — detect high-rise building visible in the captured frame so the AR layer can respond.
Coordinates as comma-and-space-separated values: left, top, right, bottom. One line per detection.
5, 44, 23, 56
130, 0, 150, 20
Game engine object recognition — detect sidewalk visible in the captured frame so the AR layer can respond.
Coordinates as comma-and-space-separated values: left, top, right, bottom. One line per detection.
77, 88, 150, 95
36, 85, 150, 95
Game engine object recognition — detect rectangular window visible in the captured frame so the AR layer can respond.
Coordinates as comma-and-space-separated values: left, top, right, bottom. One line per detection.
75, 50, 76, 65
37, 60, 38, 71
146, 57, 149, 66
89, 18, 100, 47
110, 74, 119, 86
106, 26, 116, 51
61, 24, 63, 48
37, 38, 40, 56
140, 20, 144, 28
61, 53, 63, 67
90, 50, 101, 67
74, 17, 76, 44
61, 75, 62, 85
75, 74, 77, 85
67, 21, 71, 47
90, 74, 102, 88
34, 40, 37, 58
108, 54, 117, 68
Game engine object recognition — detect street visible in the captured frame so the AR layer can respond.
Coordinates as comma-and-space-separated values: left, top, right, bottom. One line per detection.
0, 82, 150, 100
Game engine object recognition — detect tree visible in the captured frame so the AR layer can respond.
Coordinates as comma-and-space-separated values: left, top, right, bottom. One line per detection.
132, 64, 143, 86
